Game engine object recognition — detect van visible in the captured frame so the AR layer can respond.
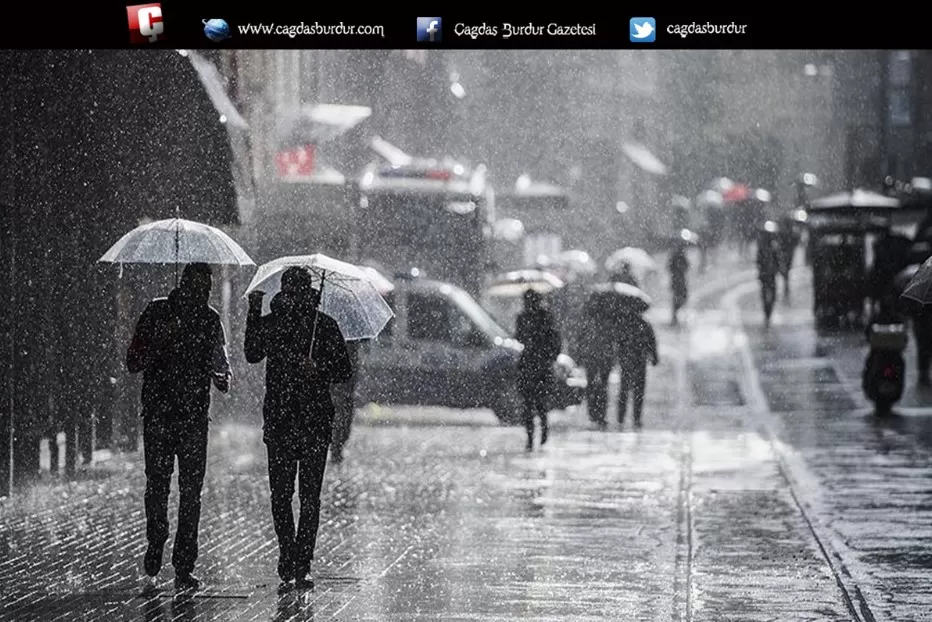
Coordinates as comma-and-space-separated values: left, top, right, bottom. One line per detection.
356, 275, 585, 424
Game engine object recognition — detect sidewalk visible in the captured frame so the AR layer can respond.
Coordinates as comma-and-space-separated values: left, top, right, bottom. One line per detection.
735, 265, 932, 622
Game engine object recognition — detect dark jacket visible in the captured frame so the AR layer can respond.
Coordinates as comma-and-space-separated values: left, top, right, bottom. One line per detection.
618, 315, 658, 368
515, 307, 561, 390
245, 291, 352, 449
127, 288, 229, 420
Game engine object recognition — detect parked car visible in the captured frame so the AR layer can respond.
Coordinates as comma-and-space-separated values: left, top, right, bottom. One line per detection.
356, 274, 585, 424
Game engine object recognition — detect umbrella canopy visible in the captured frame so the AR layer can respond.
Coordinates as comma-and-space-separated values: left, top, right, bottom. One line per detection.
586, 282, 652, 315
244, 254, 394, 342
556, 250, 597, 274
696, 189, 725, 209
605, 247, 657, 273
486, 269, 565, 297
98, 217, 254, 266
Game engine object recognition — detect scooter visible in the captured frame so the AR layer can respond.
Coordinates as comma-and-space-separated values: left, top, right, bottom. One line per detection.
862, 322, 908, 415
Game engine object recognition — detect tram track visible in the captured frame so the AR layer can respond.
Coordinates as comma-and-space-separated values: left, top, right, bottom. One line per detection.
719, 278, 879, 622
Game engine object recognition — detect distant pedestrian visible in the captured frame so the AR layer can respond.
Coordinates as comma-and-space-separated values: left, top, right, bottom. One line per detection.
126, 262, 231, 592
616, 312, 659, 427
668, 244, 690, 326
514, 289, 562, 451
580, 294, 616, 428
245, 267, 353, 592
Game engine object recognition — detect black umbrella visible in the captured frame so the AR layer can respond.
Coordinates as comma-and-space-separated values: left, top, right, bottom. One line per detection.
586, 282, 652, 316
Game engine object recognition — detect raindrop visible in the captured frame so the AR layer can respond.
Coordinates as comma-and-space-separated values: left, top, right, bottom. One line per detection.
804, 63, 818, 76
219, 114, 227, 124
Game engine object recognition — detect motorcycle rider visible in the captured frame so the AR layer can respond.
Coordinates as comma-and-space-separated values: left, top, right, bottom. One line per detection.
863, 294, 908, 415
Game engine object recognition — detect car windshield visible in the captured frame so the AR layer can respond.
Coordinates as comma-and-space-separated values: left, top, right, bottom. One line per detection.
450, 289, 510, 341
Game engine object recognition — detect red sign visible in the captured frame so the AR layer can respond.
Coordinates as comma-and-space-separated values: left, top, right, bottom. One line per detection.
275, 145, 316, 178
127, 4, 164, 44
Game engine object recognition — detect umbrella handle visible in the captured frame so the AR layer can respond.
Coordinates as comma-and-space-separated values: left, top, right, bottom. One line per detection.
308, 272, 325, 358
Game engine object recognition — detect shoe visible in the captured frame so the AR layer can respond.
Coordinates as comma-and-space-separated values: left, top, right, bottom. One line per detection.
277, 580, 294, 595
540, 429, 548, 446
634, 419, 642, 429
174, 573, 200, 592
141, 575, 158, 595
294, 574, 314, 589
144, 545, 163, 578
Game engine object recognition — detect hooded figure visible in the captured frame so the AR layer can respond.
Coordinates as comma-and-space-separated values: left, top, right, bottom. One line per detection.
245, 266, 352, 591
514, 289, 562, 451
126, 262, 231, 592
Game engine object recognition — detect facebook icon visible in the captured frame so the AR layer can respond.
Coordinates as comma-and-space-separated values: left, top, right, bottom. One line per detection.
416, 17, 442, 42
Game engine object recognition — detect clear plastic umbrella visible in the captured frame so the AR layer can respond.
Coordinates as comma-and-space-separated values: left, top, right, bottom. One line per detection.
98, 215, 254, 283
605, 247, 657, 274
244, 254, 394, 342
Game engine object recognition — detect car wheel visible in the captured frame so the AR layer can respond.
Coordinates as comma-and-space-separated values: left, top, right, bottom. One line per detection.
492, 381, 523, 426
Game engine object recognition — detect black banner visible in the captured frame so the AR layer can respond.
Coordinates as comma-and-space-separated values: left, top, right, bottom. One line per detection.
0, 6, 918, 49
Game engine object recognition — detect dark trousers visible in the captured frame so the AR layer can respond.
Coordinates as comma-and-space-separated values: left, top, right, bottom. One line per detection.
618, 364, 647, 423
143, 414, 209, 576
586, 366, 612, 424
267, 440, 329, 579
521, 391, 549, 446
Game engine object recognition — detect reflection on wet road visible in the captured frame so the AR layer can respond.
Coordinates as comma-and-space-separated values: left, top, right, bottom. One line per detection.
3, 257, 932, 620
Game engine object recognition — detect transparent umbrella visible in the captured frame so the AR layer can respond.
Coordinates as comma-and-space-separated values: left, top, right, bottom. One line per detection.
244, 254, 394, 343
98, 214, 255, 283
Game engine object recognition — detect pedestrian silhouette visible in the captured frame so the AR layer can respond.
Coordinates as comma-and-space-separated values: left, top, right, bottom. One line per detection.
757, 224, 780, 328
580, 293, 617, 428
126, 262, 231, 592
668, 244, 689, 326
514, 290, 562, 451
245, 267, 352, 592
616, 311, 659, 427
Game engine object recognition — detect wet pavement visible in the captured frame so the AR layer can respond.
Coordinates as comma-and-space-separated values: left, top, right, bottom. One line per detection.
1, 249, 931, 620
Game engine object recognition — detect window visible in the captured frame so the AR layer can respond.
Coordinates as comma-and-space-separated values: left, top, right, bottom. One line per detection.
407, 293, 454, 342
407, 292, 477, 344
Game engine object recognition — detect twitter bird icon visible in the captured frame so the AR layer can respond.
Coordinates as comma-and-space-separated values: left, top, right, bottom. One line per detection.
630, 17, 656, 43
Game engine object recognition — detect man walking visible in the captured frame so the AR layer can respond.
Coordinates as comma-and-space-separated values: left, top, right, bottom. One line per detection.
127, 262, 231, 591
245, 267, 352, 592
616, 312, 659, 427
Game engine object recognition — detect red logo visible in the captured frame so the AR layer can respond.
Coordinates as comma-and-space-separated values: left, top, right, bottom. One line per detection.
127, 4, 164, 44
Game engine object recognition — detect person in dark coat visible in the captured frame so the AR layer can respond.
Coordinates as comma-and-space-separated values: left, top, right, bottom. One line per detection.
580, 294, 617, 428
330, 340, 360, 463
514, 289, 562, 451
668, 245, 690, 326
757, 227, 781, 328
126, 262, 231, 592
616, 312, 659, 427
244, 267, 352, 591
